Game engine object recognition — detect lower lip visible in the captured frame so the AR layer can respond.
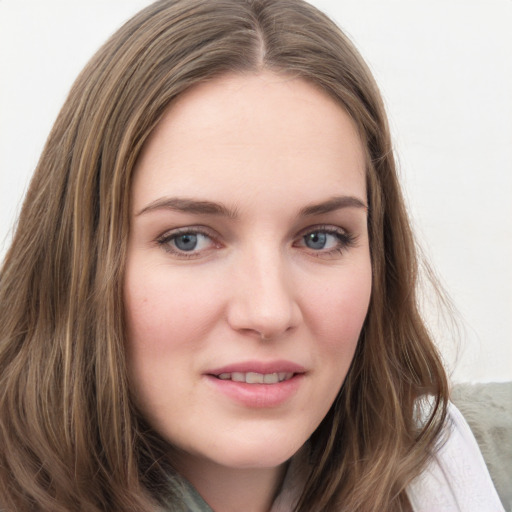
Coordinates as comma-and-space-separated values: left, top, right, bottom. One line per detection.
205, 374, 303, 408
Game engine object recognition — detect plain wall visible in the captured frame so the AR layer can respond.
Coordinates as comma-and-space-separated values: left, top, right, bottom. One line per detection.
1, 0, 511, 382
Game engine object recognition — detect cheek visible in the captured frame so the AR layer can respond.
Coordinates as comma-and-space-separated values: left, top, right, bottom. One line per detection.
122, 264, 225, 417
304, 263, 371, 417
124, 264, 220, 351
306, 263, 372, 349
123, 265, 221, 420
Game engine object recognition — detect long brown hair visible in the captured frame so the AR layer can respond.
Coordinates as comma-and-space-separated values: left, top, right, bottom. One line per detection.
0, 1, 448, 510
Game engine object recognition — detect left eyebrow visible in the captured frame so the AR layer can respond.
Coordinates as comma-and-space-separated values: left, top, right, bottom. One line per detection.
299, 196, 368, 216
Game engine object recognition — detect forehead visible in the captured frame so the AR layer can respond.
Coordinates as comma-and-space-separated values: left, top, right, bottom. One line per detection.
132, 71, 366, 212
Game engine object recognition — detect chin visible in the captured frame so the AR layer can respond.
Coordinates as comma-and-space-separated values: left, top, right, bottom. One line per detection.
210, 448, 298, 470
180, 428, 307, 471
226, 445, 298, 469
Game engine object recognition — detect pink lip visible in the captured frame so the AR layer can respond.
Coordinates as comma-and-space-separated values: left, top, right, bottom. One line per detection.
204, 360, 306, 408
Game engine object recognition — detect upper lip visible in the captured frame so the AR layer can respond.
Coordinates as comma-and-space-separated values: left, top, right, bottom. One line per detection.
206, 360, 306, 376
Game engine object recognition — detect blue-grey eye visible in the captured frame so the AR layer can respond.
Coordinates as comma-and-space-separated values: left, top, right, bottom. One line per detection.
174, 233, 198, 251
159, 230, 215, 255
304, 232, 327, 250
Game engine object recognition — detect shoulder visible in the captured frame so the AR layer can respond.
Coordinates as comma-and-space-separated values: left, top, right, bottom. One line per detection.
406, 402, 505, 512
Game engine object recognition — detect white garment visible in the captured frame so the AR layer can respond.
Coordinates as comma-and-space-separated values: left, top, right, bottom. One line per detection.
406, 402, 505, 512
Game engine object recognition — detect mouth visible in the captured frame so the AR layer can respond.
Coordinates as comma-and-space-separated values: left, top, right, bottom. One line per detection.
204, 361, 305, 407
214, 372, 295, 384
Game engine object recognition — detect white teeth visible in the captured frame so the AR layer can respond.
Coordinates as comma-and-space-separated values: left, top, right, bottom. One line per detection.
232, 372, 245, 382
216, 372, 294, 384
246, 372, 264, 384
263, 373, 279, 384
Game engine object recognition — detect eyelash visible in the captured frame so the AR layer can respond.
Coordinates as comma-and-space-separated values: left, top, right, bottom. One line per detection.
156, 225, 358, 259
156, 227, 219, 259
294, 225, 358, 258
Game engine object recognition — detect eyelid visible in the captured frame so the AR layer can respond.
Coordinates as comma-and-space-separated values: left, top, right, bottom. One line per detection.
295, 223, 348, 238
156, 225, 221, 258
293, 224, 358, 256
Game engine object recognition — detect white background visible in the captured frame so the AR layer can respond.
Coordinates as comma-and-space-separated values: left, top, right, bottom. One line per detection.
1, 0, 511, 382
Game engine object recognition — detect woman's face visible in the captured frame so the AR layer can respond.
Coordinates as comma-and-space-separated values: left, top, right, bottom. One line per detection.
124, 72, 371, 474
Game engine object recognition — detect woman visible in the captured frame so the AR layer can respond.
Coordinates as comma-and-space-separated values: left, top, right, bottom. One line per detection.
0, 0, 503, 511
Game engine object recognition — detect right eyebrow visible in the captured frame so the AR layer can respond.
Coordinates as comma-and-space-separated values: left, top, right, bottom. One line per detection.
136, 197, 239, 218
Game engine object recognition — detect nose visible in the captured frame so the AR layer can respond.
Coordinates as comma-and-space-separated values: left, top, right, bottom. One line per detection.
226, 247, 302, 340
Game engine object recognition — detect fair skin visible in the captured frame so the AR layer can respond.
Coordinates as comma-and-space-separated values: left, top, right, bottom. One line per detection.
124, 71, 372, 512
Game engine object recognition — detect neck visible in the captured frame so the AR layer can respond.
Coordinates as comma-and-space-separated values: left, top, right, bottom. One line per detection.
173, 454, 289, 512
